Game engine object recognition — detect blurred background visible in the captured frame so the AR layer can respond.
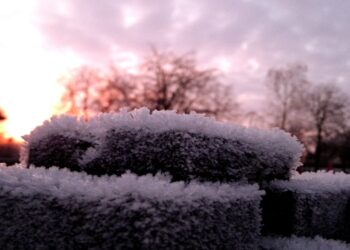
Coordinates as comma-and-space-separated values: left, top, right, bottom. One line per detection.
1, 0, 350, 171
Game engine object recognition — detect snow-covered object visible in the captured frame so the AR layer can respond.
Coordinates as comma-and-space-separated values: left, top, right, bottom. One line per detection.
22, 115, 94, 170
0, 164, 263, 250
259, 236, 350, 250
24, 108, 303, 183
262, 171, 350, 242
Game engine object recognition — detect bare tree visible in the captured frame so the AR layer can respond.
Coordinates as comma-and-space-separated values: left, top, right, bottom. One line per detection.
60, 49, 238, 120
244, 111, 268, 128
0, 108, 5, 121
305, 84, 348, 170
141, 49, 238, 119
337, 129, 350, 170
60, 66, 101, 120
265, 64, 310, 131
0, 108, 5, 141
93, 67, 140, 112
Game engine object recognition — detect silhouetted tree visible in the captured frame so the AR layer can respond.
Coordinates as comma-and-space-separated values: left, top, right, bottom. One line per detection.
92, 67, 141, 113
305, 83, 348, 170
338, 130, 350, 170
0, 108, 6, 139
265, 64, 310, 131
60, 49, 238, 120
244, 111, 268, 128
0, 109, 5, 121
60, 66, 101, 120
140, 49, 237, 119
0, 109, 20, 165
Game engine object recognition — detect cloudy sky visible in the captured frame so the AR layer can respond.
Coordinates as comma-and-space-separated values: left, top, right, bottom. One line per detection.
1, 0, 350, 139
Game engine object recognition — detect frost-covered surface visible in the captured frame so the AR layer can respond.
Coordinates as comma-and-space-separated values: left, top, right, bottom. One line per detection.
22, 115, 94, 169
263, 171, 350, 242
0, 164, 263, 249
24, 108, 303, 183
0, 163, 263, 201
270, 171, 350, 193
23, 115, 88, 144
259, 236, 350, 250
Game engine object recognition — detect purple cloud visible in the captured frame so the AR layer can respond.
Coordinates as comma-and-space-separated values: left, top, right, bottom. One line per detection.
34, 0, 350, 110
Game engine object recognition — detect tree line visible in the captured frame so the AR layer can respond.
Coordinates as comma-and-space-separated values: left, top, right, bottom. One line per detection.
1, 49, 349, 171
59, 50, 350, 171
265, 64, 349, 171
59, 49, 238, 121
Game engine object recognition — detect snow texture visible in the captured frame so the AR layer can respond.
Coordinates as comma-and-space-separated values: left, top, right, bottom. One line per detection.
24, 108, 303, 183
259, 236, 350, 250
270, 171, 350, 193
22, 115, 94, 170
262, 171, 350, 242
0, 164, 263, 250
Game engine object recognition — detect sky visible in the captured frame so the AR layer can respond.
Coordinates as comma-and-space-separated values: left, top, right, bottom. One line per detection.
1, 0, 350, 140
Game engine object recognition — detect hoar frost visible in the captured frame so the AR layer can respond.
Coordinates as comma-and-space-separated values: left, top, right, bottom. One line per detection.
24, 108, 303, 183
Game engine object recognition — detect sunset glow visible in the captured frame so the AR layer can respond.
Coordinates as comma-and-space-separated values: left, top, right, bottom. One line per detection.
0, 0, 82, 140
1, 0, 350, 141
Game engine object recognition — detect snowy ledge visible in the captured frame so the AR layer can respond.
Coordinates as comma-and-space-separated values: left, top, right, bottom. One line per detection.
23, 108, 304, 183
269, 171, 350, 194
260, 236, 350, 250
0, 164, 263, 202
0, 164, 263, 249
24, 108, 303, 168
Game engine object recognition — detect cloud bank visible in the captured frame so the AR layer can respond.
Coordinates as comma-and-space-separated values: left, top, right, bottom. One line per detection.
35, 0, 350, 110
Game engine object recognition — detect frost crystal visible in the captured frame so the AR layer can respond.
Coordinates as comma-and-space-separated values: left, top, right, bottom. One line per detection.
0, 164, 263, 249
24, 108, 303, 183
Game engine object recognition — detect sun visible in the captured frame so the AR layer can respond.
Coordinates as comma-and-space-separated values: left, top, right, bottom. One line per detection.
0, 0, 142, 142
0, 44, 83, 141
0, 0, 83, 141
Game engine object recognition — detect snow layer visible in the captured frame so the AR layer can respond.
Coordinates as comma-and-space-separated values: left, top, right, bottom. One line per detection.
23, 115, 88, 144
0, 164, 263, 249
22, 115, 94, 169
270, 171, 350, 193
259, 236, 350, 250
24, 108, 303, 183
263, 171, 350, 242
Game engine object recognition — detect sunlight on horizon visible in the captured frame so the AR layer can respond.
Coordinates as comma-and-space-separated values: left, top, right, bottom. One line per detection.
0, 0, 249, 141
0, 0, 143, 141
0, 0, 82, 141
2, 0, 347, 141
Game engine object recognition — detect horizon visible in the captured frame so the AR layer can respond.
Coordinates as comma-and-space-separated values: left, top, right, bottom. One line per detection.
1, 0, 350, 140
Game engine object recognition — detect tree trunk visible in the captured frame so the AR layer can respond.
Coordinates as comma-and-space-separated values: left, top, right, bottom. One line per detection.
280, 110, 287, 130
315, 127, 322, 171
